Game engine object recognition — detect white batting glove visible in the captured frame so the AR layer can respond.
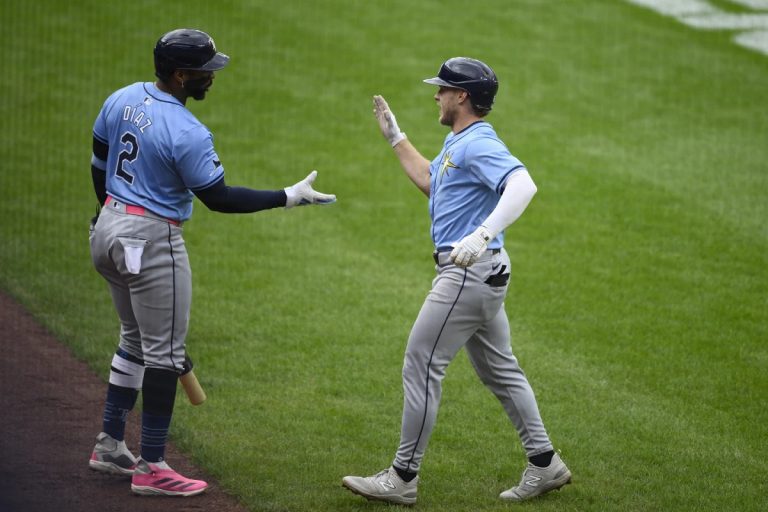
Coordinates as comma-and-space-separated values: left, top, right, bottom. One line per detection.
373, 95, 407, 147
450, 225, 493, 268
284, 170, 337, 208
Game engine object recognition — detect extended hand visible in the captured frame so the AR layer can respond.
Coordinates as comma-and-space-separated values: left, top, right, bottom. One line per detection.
450, 226, 492, 268
373, 95, 407, 147
284, 170, 337, 208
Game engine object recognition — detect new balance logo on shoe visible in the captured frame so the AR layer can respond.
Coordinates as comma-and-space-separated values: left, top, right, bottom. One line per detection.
379, 479, 396, 490
525, 474, 542, 487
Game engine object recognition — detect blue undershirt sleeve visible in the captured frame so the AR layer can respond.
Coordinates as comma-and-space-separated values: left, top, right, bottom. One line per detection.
193, 176, 287, 213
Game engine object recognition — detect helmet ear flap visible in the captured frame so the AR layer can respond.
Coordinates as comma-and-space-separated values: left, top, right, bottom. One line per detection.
154, 54, 175, 82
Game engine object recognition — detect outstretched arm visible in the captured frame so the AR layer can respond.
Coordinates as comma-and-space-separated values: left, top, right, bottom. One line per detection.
193, 177, 286, 213
194, 171, 335, 213
373, 95, 431, 197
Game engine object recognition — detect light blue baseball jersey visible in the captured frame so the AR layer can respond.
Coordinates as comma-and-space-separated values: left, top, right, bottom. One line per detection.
429, 121, 525, 251
92, 82, 224, 221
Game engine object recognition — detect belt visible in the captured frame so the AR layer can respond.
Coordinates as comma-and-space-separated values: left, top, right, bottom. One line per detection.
105, 196, 181, 226
433, 248, 500, 265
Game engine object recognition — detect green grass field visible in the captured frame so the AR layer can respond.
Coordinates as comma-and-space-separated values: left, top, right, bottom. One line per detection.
1, 1, 767, 510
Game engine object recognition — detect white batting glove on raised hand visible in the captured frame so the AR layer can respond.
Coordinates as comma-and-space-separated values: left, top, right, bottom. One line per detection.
450, 225, 493, 268
284, 170, 337, 208
373, 95, 407, 147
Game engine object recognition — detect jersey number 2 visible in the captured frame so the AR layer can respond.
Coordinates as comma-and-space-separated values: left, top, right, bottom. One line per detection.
116, 132, 139, 185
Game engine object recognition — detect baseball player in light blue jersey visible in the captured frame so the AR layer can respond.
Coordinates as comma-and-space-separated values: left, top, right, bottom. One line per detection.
87, 29, 335, 497
343, 57, 570, 505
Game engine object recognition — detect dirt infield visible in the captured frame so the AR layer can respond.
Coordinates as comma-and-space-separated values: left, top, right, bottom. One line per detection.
0, 291, 250, 512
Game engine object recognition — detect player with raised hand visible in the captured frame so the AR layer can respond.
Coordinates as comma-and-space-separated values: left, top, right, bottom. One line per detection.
342, 57, 570, 505
87, 28, 335, 497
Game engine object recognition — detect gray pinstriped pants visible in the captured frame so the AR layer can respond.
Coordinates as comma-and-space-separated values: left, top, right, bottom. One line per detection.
90, 201, 190, 372
394, 248, 553, 473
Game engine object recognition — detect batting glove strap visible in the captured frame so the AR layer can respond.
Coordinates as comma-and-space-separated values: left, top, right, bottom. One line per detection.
450, 225, 493, 268
390, 132, 407, 148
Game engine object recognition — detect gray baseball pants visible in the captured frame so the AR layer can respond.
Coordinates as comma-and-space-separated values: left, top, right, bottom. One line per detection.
90, 199, 190, 372
394, 248, 553, 473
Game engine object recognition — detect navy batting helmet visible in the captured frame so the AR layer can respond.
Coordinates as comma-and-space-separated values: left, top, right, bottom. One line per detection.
154, 29, 229, 80
423, 57, 498, 112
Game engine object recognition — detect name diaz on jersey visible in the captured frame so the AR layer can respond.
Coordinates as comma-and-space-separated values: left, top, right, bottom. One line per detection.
122, 97, 154, 133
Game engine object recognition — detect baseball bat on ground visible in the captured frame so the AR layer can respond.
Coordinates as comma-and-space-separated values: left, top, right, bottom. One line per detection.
180, 355, 206, 405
